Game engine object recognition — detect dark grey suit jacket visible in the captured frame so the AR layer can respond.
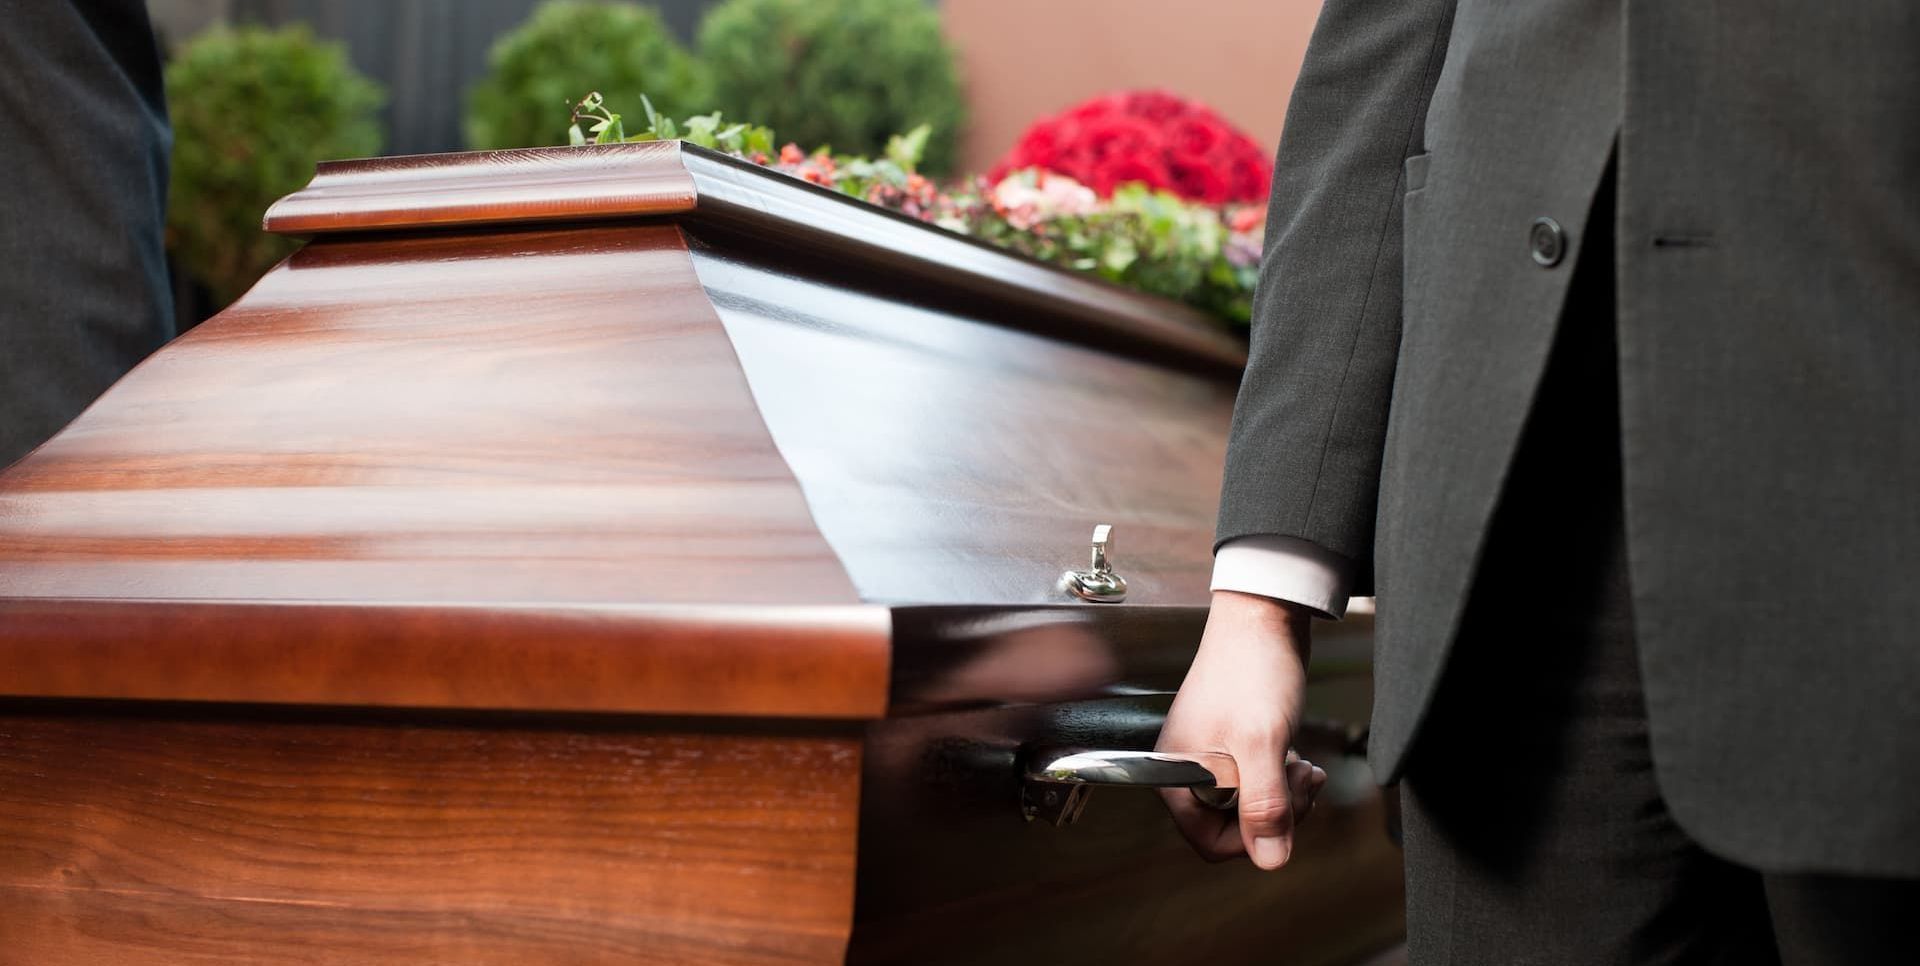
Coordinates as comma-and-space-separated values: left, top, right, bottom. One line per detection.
0, 0, 173, 467
1219, 0, 1919, 876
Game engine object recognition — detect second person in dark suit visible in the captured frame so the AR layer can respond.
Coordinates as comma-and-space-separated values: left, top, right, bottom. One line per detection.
1158, 1, 1920, 961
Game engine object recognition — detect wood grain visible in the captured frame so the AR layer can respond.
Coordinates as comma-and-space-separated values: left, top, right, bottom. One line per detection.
0, 224, 857, 608
0, 705, 863, 965
261, 141, 698, 234
0, 141, 1405, 963
260, 142, 1246, 375
0, 599, 889, 718
694, 244, 1237, 607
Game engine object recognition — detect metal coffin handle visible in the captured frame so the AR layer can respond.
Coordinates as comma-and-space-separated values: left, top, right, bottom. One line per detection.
1021, 748, 1240, 825
1061, 524, 1128, 603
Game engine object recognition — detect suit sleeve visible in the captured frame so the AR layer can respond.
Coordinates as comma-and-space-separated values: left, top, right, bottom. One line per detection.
1216, 0, 1457, 596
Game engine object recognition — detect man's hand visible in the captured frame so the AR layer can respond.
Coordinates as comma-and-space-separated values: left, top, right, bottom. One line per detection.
1157, 590, 1325, 870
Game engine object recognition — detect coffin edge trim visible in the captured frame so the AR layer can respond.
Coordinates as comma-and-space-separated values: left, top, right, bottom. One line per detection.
262, 140, 700, 235
0, 598, 891, 719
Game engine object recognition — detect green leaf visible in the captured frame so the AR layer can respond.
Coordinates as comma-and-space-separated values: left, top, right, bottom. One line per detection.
741, 126, 774, 156
884, 123, 932, 171
683, 112, 721, 148
639, 92, 660, 133
568, 123, 587, 146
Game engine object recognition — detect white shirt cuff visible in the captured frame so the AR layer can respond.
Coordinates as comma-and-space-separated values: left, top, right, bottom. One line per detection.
1210, 534, 1354, 619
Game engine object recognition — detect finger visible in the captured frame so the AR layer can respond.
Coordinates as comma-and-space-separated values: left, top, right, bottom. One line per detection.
1286, 758, 1326, 825
1157, 786, 1242, 862
1234, 744, 1293, 870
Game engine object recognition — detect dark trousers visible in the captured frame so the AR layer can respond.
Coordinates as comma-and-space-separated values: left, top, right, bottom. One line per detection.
1398, 169, 1918, 964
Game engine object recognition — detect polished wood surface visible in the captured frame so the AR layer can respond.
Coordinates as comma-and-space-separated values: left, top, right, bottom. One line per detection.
0, 704, 862, 964
853, 699, 1399, 966
854, 615, 1397, 966
884, 602, 1376, 712
263, 142, 698, 235
0, 224, 858, 608
0, 142, 1399, 963
695, 244, 1235, 607
263, 143, 1247, 375
0, 599, 888, 717
680, 148, 1248, 376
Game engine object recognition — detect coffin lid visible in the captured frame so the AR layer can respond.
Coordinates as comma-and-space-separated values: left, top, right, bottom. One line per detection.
264, 141, 1248, 374
0, 143, 1250, 718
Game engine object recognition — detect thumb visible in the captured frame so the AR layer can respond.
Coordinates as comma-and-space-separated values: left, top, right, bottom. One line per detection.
1234, 745, 1294, 870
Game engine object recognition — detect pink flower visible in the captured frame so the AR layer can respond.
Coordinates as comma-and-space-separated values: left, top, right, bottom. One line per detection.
1226, 232, 1262, 268
992, 168, 1098, 229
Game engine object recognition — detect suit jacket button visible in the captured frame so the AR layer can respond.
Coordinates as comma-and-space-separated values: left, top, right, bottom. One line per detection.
1530, 217, 1566, 267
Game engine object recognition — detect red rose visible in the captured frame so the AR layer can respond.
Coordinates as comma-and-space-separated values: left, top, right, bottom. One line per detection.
1227, 153, 1271, 202
1081, 116, 1159, 162
1124, 89, 1188, 123
991, 89, 1274, 204
1169, 117, 1223, 159
1067, 96, 1117, 123
1169, 156, 1231, 205
1093, 156, 1170, 196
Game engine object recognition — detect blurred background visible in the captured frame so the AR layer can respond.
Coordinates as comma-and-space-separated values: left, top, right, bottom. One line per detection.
146, 0, 1319, 327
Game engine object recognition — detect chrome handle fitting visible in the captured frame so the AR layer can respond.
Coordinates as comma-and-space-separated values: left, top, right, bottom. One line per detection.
1021, 748, 1238, 826
1062, 524, 1128, 603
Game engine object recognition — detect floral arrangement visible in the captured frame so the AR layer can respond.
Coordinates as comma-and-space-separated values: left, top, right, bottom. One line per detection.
989, 90, 1273, 206
568, 92, 1265, 325
960, 170, 1264, 324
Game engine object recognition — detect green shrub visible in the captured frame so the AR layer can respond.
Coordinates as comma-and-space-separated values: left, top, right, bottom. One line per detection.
698, 0, 965, 175
165, 25, 384, 306
466, 2, 707, 150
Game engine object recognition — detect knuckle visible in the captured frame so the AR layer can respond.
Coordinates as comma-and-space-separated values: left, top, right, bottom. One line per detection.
1226, 724, 1284, 753
1235, 796, 1292, 829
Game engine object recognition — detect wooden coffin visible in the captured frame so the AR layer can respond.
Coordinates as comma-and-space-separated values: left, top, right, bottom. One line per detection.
0, 142, 1402, 964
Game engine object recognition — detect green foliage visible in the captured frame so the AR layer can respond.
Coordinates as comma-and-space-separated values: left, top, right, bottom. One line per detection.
957, 178, 1258, 325
697, 0, 965, 174
564, 93, 1254, 325
466, 2, 707, 150
165, 25, 383, 305
567, 91, 776, 157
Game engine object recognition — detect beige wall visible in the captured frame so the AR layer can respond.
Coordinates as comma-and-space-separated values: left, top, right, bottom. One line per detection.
942, 0, 1324, 176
